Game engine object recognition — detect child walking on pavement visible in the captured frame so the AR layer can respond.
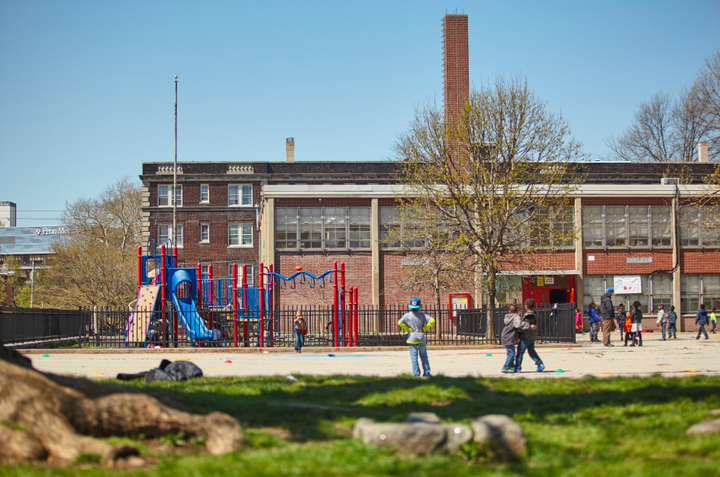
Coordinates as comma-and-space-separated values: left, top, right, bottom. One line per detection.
500, 304, 536, 373
666, 305, 678, 339
398, 298, 435, 377
696, 304, 710, 340
515, 298, 545, 373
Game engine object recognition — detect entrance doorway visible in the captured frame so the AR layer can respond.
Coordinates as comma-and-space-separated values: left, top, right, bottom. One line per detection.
549, 289, 567, 304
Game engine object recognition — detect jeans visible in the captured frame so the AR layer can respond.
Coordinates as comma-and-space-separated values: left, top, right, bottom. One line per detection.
515, 335, 542, 369
697, 324, 709, 339
589, 322, 599, 342
668, 322, 677, 338
661, 321, 667, 340
712, 321, 717, 333
503, 345, 516, 371
408, 342, 431, 376
617, 319, 625, 341
293, 330, 304, 352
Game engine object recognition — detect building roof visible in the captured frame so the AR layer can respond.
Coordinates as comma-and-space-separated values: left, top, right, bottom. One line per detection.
0, 226, 68, 255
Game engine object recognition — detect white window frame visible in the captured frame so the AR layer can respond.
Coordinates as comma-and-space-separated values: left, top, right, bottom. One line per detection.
228, 224, 253, 247
200, 224, 210, 243
158, 185, 182, 207
228, 184, 253, 207
159, 224, 183, 248
200, 184, 210, 203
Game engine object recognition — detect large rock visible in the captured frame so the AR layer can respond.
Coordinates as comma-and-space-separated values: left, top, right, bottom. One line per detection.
406, 412, 441, 424
443, 424, 473, 453
687, 420, 720, 435
471, 414, 527, 457
359, 423, 447, 456
352, 418, 375, 439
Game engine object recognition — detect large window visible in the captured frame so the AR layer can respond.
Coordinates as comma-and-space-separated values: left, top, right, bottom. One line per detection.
323, 207, 347, 249
349, 207, 371, 248
380, 206, 425, 248
159, 224, 183, 247
276, 207, 298, 249
158, 185, 182, 207
228, 224, 252, 246
583, 205, 672, 248
680, 206, 720, 247
228, 185, 252, 207
682, 274, 720, 314
276, 207, 371, 251
583, 274, 671, 314
299, 208, 322, 249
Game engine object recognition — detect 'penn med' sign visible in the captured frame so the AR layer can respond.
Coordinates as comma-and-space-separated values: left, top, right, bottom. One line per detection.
36, 227, 69, 235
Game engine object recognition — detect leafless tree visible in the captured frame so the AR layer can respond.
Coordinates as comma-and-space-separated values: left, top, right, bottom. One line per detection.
606, 50, 719, 162
395, 76, 585, 341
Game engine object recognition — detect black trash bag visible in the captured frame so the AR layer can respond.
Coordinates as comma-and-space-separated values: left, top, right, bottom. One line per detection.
164, 360, 203, 381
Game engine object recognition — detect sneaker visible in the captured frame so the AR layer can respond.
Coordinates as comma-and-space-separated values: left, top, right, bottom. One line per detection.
501, 368, 515, 374
514, 367, 522, 373
293, 351, 299, 354
423, 373, 432, 378
536, 364, 545, 373
605, 344, 615, 347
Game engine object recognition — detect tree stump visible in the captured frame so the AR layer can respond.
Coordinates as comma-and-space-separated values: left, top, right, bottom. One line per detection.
0, 344, 243, 466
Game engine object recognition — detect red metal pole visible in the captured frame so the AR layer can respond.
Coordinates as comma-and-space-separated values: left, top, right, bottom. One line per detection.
258, 262, 264, 348
353, 286, 359, 347
268, 264, 274, 347
232, 263, 238, 347
242, 264, 248, 346
340, 262, 346, 347
348, 288, 354, 347
137, 246, 142, 292
196, 263, 202, 307
208, 264, 213, 330
332, 261, 338, 347
173, 245, 178, 269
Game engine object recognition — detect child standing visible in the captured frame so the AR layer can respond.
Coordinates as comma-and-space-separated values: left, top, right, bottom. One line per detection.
616, 304, 626, 342
666, 305, 678, 339
630, 301, 644, 347
515, 298, 545, 373
575, 308, 584, 334
623, 311, 634, 346
711, 308, 717, 334
398, 297, 435, 377
500, 305, 535, 373
587, 303, 601, 343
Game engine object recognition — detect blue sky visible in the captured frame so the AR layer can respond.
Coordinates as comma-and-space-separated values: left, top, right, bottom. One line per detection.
1, 0, 719, 225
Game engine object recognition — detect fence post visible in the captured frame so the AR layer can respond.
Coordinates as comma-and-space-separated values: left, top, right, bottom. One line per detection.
353, 286, 358, 347
258, 262, 264, 348
332, 261, 338, 347
340, 262, 346, 347
232, 263, 238, 347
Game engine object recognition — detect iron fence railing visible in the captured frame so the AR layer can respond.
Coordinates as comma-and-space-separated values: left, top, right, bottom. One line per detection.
1, 303, 576, 348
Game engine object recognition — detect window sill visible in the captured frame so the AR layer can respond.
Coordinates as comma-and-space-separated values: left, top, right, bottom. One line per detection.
228, 245, 253, 249
199, 201, 210, 205
228, 204, 254, 208
199, 241, 210, 244
157, 205, 183, 208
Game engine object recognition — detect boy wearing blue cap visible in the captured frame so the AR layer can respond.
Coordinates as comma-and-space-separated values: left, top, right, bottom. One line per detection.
398, 297, 435, 377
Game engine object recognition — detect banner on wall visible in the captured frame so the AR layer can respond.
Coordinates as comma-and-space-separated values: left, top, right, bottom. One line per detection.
613, 275, 642, 294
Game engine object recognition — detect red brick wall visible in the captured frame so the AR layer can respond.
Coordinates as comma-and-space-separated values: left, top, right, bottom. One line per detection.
273, 252, 372, 308
681, 250, 720, 274
583, 249, 673, 275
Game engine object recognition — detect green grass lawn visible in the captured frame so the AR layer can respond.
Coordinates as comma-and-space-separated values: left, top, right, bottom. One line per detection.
4, 374, 720, 476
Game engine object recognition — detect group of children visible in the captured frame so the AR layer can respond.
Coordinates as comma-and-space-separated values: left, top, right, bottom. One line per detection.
500, 298, 545, 373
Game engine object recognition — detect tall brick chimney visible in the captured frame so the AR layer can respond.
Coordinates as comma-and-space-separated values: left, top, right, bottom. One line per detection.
286, 137, 295, 162
698, 141, 709, 163
443, 14, 469, 129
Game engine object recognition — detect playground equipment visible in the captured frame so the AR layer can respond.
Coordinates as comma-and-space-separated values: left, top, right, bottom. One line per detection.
125, 239, 359, 348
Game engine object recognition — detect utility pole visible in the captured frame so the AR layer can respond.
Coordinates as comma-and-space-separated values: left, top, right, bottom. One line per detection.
30, 260, 35, 308
172, 75, 178, 247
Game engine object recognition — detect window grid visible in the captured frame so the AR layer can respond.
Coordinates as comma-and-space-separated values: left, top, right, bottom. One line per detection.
228, 224, 253, 246
583, 205, 672, 248
200, 184, 209, 203
228, 185, 253, 206
276, 207, 372, 251
158, 224, 183, 247
200, 224, 209, 243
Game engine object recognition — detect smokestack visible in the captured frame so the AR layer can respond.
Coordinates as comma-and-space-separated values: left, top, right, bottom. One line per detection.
286, 137, 295, 162
698, 141, 709, 163
443, 14, 469, 129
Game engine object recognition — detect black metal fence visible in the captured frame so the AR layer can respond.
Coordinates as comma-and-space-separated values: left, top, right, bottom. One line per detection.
1, 303, 576, 348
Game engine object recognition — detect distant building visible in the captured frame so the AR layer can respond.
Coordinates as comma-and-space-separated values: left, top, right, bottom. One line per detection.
0, 201, 17, 227
0, 225, 68, 281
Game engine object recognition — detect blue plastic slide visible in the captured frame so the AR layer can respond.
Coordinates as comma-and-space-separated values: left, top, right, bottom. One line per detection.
171, 292, 213, 342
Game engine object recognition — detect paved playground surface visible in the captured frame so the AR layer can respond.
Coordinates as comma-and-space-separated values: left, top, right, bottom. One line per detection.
25, 331, 719, 380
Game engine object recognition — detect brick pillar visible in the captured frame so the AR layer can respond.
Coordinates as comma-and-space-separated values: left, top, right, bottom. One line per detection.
443, 14, 469, 129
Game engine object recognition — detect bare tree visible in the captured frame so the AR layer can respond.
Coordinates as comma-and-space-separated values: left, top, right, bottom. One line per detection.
36, 178, 142, 308
606, 50, 719, 162
384, 201, 472, 311
395, 77, 584, 342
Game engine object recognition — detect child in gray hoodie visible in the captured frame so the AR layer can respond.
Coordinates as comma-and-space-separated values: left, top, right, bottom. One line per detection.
500, 304, 535, 373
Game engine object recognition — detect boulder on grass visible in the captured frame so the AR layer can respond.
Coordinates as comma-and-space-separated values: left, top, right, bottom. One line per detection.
471, 414, 527, 457
359, 423, 447, 456
687, 420, 720, 435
